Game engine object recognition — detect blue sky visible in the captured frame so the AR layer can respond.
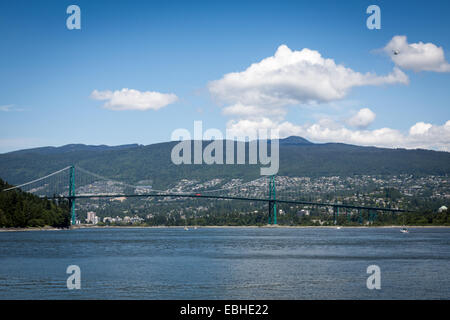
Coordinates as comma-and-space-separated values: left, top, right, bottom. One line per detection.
1, 0, 449, 152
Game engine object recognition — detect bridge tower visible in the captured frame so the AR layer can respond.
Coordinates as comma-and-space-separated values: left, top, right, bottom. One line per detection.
334, 206, 339, 225
268, 176, 277, 225
68, 166, 76, 225
368, 209, 377, 224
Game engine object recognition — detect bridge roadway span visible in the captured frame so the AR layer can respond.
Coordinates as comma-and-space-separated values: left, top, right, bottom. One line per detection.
49, 193, 409, 213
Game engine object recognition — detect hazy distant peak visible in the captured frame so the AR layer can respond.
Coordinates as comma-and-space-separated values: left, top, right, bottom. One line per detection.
279, 136, 313, 145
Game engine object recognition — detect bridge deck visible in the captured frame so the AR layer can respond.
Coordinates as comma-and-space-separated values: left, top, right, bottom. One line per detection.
47, 193, 409, 213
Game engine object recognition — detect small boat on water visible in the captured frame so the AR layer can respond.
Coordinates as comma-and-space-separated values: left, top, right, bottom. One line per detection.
336, 226, 342, 230
184, 226, 189, 231
400, 216, 408, 233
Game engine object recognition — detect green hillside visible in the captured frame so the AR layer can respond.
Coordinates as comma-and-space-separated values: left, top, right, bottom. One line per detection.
0, 137, 449, 189
0, 178, 71, 228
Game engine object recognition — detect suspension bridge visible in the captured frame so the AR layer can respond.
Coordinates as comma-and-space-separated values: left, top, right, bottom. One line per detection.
2, 165, 409, 225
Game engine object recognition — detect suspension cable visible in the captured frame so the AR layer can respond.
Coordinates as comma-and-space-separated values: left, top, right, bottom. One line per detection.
2, 166, 72, 192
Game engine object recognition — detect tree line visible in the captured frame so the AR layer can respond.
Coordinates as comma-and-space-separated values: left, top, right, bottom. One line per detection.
0, 178, 71, 228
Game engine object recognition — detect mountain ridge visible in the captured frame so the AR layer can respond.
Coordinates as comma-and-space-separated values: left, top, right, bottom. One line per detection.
5, 143, 142, 155
0, 137, 449, 189
4, 136, 449, 155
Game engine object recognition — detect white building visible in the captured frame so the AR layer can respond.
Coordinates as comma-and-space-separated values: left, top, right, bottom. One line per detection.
86, 211, 99, 224
297, 209, 310, 216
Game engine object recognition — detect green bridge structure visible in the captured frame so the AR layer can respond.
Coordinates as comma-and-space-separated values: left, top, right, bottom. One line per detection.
3, 165, 410, 226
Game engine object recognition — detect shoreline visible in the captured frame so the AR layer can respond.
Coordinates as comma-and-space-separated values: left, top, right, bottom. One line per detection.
1, 225, 450, 232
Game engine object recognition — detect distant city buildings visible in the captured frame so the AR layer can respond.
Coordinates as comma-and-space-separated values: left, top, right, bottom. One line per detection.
86, 211, 99, 224
74, 174, 448, 223
135, 186, 153, 194
297, 209, 310, 216
110, 197, 127, 202
101, 215, 144, 224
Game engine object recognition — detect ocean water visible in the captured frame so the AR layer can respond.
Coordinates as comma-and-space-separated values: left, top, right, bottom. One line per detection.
0, 227, 449, 299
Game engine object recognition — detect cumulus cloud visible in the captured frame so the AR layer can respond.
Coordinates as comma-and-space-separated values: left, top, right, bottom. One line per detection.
384, 35, 450, 72
209, 44, 408, 119
347, 108, 376, 129
91, 88, 178, 111
406, 120, 450, 150
209, 44, 449, 151
226, 118, 450, 152
409, 122, 433, 135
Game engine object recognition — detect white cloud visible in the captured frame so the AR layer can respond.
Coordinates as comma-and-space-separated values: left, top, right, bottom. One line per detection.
209, 44, 408, 119
210, 44, 449, 152
91, 88, 178, 111
0, 105, 24, 112
384, 35, 450, 72
347, 108, 376, 129
226, 118, 450, 152
406, 120, 450, 150
222, 103, 287, 120
0, 105, 13, 112
409, 122, 433, 135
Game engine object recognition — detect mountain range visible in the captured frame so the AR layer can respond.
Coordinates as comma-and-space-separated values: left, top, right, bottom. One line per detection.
0, 137, 449, 189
